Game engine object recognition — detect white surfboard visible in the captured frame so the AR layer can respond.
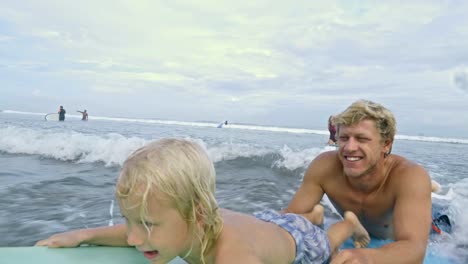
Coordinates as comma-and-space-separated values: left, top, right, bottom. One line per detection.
44, 113, 59, 121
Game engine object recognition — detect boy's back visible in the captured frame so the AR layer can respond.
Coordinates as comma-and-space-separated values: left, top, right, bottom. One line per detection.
216, 209, 296, 264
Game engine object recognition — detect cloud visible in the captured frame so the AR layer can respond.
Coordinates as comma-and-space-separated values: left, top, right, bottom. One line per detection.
2, 1, 468, 136
453, 69, 468, 92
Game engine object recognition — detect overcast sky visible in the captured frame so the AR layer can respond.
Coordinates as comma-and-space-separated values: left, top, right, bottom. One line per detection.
1, 1, 468, 137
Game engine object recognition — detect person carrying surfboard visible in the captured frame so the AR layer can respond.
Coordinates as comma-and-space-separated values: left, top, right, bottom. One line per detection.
37, 138, 370, 264
284, 99, 447, 263
58, 106, 66, 121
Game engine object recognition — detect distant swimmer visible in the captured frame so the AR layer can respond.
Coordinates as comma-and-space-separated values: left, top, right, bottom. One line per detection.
327, 115, 336, 145
77, 109, 88, 121
58, 106, 66, 121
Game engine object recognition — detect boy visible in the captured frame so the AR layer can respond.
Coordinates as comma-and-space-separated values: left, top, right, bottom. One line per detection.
37, 138, 369, 263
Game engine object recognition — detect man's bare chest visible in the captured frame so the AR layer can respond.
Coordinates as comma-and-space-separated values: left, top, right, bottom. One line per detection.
326, 189, 395, 238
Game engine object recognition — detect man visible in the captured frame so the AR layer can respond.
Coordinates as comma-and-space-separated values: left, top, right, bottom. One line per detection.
58, 106, 66, 121
284, 100, 432, 263
77, 109, 88, 121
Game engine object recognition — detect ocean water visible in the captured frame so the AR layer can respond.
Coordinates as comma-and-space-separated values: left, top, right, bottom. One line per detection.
1, 110, 467, 263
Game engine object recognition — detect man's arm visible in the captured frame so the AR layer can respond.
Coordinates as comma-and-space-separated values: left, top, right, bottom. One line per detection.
35, 224, 129, 248
332, 164, 432, 264
283, 153, 331, 214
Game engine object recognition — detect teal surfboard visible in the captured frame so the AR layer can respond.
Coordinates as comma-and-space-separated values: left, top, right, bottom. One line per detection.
0, 240, 457, 264
0, 246, 186, 264
341, 239, 456, 264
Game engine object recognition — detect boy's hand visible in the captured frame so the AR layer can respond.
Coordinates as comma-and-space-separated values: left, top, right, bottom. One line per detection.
35, 230, 85, 248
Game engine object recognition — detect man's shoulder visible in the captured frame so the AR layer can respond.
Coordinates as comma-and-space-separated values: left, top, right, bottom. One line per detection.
313, 150, 339, 162
311, 150, 340, 168
305, 151, 342, 182
387, 154, 430, 184
388, 154, 425, 172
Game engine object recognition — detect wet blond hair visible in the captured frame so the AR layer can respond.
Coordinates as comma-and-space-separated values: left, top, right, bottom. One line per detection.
334, 100, 397, 155
116, 138, 223, 263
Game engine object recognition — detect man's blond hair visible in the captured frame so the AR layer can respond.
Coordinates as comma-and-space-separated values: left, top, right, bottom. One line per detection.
334, 100, 397, 153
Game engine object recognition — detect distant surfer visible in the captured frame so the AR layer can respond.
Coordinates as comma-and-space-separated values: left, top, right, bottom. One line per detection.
327, 115, 337, 145
58, 106, 66, 121
217, 120, 228, 128
77, 110, 88, 121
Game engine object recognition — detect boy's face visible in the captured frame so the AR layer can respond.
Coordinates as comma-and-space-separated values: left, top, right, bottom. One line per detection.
119, 190, 195, 264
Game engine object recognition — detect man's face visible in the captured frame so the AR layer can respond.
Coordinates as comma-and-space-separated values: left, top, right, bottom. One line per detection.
337, 119, 390, 179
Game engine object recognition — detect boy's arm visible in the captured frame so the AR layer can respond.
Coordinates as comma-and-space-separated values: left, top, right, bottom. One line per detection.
35, 224, 129, 248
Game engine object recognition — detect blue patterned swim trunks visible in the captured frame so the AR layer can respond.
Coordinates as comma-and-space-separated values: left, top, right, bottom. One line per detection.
253, 209, 331, 264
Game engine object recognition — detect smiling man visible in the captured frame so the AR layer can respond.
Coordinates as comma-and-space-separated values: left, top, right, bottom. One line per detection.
284, 100, 433, 264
